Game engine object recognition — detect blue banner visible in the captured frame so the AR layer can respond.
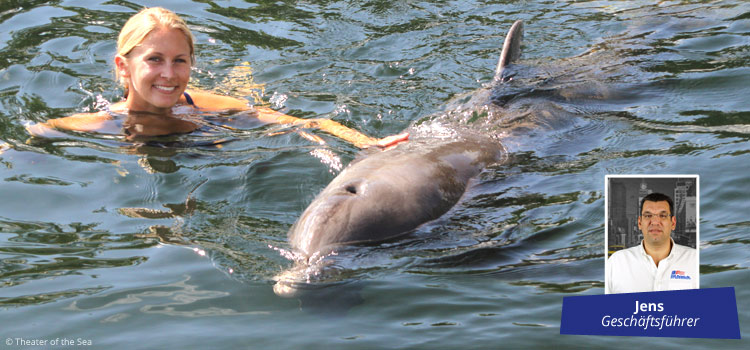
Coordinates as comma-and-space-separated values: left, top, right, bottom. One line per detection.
560, 287, 741, 339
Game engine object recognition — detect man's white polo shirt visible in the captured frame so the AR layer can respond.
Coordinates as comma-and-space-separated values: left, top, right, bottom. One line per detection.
606, 239, 698, 294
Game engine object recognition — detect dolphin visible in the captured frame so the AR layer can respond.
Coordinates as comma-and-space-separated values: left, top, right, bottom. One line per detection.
274, 21, 525, 296
286, 20, 524, 259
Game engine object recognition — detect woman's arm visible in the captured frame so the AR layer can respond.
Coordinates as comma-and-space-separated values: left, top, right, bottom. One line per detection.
26, 90, 409, 148
190, 90, 409, 149
26, 112, 112, 137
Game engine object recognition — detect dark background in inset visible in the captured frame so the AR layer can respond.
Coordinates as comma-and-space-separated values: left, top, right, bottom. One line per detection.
607, 177, 697, 256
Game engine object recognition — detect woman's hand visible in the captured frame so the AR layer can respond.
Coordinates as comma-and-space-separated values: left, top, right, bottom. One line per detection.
368, 132, 409, 150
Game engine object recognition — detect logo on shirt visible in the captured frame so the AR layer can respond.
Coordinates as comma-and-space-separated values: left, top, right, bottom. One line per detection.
670, 270, 691, 280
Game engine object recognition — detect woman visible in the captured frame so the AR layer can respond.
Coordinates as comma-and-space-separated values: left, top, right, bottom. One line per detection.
27, 7, 407, 148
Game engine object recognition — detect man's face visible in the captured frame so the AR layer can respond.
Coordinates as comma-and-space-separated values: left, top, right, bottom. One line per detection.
638, 200, 676, 246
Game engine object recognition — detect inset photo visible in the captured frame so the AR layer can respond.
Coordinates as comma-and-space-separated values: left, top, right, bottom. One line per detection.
604, 175, 699, 294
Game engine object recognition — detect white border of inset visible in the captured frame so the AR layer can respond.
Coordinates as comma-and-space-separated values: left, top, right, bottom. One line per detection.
604, 174, 700, 292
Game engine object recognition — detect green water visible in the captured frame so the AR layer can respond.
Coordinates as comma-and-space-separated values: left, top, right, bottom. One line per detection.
1, 0, 748, 349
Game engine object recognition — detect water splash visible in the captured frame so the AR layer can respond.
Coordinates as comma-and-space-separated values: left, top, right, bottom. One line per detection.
309, 148, 343, 173
269, 91, 288, 109
409, 119, 459, 139
192, 247, 207, 257
268, 244, 302, 262
332, 104, 351, 118
93, 94, 112, 112
269, 244, 340, 297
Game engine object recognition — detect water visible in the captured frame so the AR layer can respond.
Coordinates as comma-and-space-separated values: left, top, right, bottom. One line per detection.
1, 0, 748, 348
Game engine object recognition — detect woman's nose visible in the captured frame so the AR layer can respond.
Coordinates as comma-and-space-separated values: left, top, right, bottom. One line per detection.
160, 63, 175, 79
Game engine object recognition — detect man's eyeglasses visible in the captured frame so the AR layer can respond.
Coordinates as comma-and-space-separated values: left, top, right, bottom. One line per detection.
641, 213, 671, 220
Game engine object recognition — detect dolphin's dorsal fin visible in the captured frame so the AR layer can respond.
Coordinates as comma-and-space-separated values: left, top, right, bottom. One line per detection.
494, 20, 524, 81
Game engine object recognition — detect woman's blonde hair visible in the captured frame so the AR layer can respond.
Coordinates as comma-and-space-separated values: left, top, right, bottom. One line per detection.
115, 7, 195, 88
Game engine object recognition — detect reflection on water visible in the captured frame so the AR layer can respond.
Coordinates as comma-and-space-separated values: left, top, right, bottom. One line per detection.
67, 273, 271, 318
1, 0, 749, 349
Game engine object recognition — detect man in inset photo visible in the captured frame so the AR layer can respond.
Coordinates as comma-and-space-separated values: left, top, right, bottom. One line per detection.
606, 191, 698, 294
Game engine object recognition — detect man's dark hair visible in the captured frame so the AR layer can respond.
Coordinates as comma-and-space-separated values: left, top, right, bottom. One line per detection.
640, 192, 674, 216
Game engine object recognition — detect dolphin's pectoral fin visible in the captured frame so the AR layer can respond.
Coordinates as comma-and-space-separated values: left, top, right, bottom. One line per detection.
494, 20, 524, 82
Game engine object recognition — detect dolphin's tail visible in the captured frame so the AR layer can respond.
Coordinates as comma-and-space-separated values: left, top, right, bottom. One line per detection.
494, 20, 524, 81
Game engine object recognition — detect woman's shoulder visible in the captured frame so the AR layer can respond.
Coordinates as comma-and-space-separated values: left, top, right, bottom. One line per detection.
27, 111, 112, 136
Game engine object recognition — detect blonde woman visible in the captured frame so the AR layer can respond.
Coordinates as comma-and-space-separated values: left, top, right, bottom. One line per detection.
27, 7, 407, 148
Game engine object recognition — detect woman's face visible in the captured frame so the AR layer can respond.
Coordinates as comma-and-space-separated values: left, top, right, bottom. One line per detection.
117, 28, 192, 114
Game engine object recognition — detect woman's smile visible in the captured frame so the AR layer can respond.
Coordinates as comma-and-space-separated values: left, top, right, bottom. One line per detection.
154, 85, 177, 92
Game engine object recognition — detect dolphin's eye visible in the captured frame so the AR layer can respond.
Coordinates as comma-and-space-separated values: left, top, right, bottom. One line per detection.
345, 185, 357, 194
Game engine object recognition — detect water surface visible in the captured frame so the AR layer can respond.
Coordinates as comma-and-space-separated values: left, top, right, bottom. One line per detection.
1, 0, 748, 348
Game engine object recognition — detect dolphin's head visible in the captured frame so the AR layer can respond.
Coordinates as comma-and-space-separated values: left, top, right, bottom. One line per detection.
288, 155, 446, 260
275, 158, 435, 297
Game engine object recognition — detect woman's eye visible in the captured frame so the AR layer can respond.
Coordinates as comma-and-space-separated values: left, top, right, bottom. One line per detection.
148, 57, 161, 62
